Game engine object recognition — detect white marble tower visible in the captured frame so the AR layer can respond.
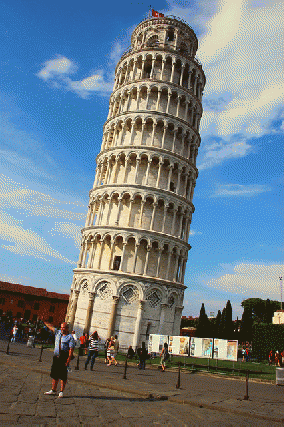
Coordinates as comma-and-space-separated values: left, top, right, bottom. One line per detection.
66, 15, 205, 349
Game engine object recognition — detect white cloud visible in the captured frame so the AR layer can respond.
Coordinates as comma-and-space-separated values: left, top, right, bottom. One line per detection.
68, 72, 113, 98
168, 0, 284, 140
0, 211, 75, 264
197, 137, 252, 170
205, 263, 284, 299
49, 222, 82, 248
198, 0, 284, 138
36, 56, 113, 98
37, 56, 76, 81
189, 230, 202, 236
212, 183, 271, 197
0, 174, 85, 222
110, 41, 125, 64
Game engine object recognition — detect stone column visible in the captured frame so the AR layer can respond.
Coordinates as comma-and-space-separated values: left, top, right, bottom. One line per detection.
144, 159, 152, 185
151, 121, 156, 146
178, 214, 184, 237
97, 240, 104, 269
176, 95, 181, 117
161, 205, 167, 233
134, 158, 140, 183
115, 197, 123, 225
108, 240, 116, 269
139, 200, 145, 227
133, 243, 139, 273
136, 88, 140, 110
140, 121, 145, 145
179, 64, 185, 86
150, 202, 158, 230
87, 241, 95, 268
173, 254, 180, 282
171, 209, 177, 234
170, 61, 176, 83
167, 165, 173, 191
145, 88, 151, 110
77, 242, 85, 268
107, 296, 120, 338
172, 129, 177, 152
161, 123, 168, 149
143, 246, 151, 276
150, 57, 155, 78
132, 60, 138, 80
85, 205, 91, 227
156, 248, 162, 277
81, 242, 88, 268
126, 90, 132, 111
184, 101, 189, 121
120, 242, 127, 271
156, 159, 163, 187
173, 305, 184, 335
129, 121, 135, 145
158, 303, 168, 334
83, 292, 95, 334
176, 167, 182, 194
127, 198, 134, 226
156, 89, 162, 111
123, 157, 129, 181
68, 290, 80, 330
181, 258, 187, 283
166, 250, 172, 280
160, 59, 166, 81
133, 300, 145, 350
166, 92, 171, 114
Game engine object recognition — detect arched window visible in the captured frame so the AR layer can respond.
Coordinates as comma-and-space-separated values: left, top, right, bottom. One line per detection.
147, 35, 159, 47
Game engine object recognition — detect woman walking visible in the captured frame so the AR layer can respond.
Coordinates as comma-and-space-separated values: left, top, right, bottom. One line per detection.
85, 331, 99, 371
160, 343, 169, 372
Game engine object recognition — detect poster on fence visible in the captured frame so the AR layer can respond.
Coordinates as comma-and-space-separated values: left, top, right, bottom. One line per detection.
169, 336, 190, 356
213, 339, 238, 361
190, 337, 213, 358
148, 334, 168, 353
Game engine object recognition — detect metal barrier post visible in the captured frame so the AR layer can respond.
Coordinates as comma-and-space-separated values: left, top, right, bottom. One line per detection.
123, 355, 128, 380
75, 352, 80, 370
39, 345, 44, 362
176, 362, 181, 389
244, 370, 249, 400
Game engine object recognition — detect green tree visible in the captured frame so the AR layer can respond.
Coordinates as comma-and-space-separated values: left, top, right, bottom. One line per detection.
241, 298, 280, 324
240, 306, 253, 342
213, 310, 222, 338
196, 303, 211, 337
218, 300, 234, 339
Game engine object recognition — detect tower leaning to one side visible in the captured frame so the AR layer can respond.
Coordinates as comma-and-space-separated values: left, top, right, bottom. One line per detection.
66, 14, 205, 349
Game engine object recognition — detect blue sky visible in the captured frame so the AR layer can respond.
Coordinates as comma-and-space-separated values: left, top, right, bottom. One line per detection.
0, 0, 283, 318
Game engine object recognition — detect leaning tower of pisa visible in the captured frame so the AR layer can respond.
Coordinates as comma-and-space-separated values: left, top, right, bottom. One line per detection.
66, 14, 205, 348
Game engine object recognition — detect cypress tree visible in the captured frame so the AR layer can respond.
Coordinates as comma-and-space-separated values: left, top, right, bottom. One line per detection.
196, 303, 211, 338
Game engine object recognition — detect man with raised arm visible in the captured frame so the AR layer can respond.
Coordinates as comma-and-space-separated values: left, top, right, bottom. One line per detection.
44, 321, 75, 398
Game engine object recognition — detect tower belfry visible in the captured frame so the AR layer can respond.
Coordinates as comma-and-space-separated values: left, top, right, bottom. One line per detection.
66, 14, 205, 348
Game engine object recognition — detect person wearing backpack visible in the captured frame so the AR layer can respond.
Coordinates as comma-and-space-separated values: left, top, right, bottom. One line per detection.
160, 342, 169, 372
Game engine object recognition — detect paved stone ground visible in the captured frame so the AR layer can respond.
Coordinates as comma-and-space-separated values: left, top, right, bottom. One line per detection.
1, 340, 284, 426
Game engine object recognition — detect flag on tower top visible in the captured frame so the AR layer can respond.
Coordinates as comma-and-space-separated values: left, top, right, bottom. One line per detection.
152, 9, 164, 18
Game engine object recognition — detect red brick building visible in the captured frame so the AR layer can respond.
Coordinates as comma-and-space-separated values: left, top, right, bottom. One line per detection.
0, 281, 69, 325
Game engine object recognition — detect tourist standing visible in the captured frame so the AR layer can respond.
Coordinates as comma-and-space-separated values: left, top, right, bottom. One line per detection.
11, 324, 18, 343
113, 334, 119, 365
107, 337, 116, 366
44, 322, 75, 398
104, 338, 110, 363
85, 331, 99, 371
138, 342, 148, 370
160, 343, 169, 372
71, 330, 78, 347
